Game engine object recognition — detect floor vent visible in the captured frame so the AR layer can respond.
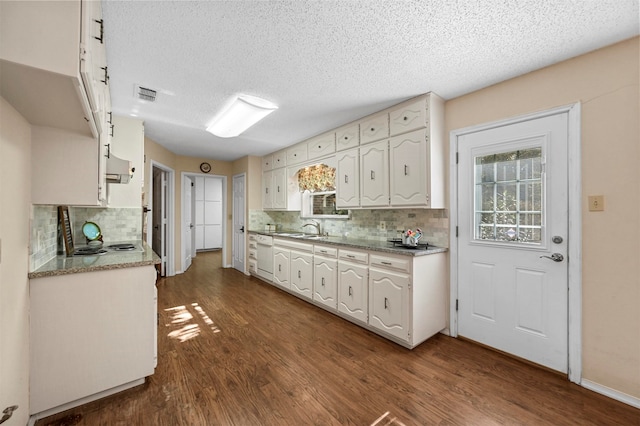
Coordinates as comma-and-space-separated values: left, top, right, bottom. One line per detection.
135, 85, 157, 102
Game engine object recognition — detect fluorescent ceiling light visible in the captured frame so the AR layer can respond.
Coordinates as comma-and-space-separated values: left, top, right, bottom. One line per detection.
206, 95, 278, 138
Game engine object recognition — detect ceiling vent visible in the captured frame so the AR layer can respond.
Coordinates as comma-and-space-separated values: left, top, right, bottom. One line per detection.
135, 85, 157, 102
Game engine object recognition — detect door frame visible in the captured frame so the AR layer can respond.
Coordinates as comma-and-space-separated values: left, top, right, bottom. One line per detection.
449, 103, 582, 384
181, 172, 228, 271
147, 160, 176, 277
232, 173, 247, 274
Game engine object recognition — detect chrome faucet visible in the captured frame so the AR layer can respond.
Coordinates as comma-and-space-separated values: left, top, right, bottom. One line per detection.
302, 219, 321, 235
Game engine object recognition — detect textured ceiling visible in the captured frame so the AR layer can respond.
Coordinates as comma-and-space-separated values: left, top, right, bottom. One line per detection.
102, 0, 639, 161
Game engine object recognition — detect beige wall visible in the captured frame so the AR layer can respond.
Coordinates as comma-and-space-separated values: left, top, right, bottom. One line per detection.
144, 137, 239, 271
0, 97, 32, 424
445, 37, 640, 398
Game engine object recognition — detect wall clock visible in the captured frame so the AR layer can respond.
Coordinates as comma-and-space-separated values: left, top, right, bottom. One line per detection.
200, 162, 211, 173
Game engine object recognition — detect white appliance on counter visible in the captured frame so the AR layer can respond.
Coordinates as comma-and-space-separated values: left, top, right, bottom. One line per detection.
255, 234, 274, 281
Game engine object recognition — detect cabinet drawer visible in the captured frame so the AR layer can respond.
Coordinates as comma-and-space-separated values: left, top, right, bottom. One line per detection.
338, 249, 368, 264
274, 238, 313, 252
262, 154, 273, 171
249, 249, 257, 260
336, 123, 360, 151
286, 143, 308, 165
307, 132, 335, 159
370, 254, 410, 273
248, 259, 258, 274
360, 113, 389, 144
314, 245, 337, 258
249, 240, 257, 250
272, 150, 286, 169
389, 98, 427, 136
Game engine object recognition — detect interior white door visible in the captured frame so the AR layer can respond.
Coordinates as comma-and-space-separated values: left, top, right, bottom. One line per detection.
183, 176, 193, 272
152, 167, 167, 276
232, 174, 246, 272
457, 112, 569, 373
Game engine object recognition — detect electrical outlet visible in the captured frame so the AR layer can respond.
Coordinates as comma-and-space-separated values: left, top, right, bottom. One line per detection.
588, 195, 605, 212
379, 221, 386, 231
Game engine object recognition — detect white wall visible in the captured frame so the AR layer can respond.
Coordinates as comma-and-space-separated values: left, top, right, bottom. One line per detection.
0, 96, 32, 424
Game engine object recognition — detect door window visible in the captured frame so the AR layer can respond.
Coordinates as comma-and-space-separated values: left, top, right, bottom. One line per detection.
474, 147, 543, 244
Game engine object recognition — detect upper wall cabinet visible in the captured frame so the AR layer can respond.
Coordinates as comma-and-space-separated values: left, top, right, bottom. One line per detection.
336, 123, 360, 151
0, 0, 109, 139
262, 154, 273, 171
360, 113, 389, 145
307, 132, 335, 160
389, 98, 428, 136
272, 150, 287, 169
286, 143, 308, 166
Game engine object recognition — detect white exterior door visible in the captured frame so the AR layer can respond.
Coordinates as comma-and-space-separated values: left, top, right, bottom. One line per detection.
456, 112, 569, 373
232, 174, 246, 272
183, 176, 193, 272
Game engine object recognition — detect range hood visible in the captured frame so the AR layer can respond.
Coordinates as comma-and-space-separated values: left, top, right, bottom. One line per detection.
106, 153, 134, 184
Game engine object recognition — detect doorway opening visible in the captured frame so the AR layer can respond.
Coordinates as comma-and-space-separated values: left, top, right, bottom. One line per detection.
148, 161, 176, 277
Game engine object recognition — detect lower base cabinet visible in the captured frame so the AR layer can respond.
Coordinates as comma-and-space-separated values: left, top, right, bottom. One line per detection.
29, 266, 157, 417
251, 233, 447, 349
337, 260, 369, 324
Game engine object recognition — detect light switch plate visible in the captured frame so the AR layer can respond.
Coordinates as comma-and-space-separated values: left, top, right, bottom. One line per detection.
588, 195, 605, 211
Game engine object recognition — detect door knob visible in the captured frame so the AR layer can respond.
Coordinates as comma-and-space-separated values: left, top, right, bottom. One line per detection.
240, 226, 245, 232
540, 253, 564, 262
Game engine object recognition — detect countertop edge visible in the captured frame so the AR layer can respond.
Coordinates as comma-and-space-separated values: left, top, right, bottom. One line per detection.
29, 242, 161, 279
249, 230, 448, 257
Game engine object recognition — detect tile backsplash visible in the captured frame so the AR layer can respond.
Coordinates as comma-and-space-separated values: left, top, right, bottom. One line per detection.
249, 208, 450, 248
30, 205, 142, 271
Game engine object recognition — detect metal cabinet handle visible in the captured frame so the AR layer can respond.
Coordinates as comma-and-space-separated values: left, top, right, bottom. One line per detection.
321, 277, 325, 286
298, 271, 301, 279
346, 254, 355, 258
94, 19, 104, 43
370, 170, 375, 180
540, 253, 564, 262
278, 264, 281, 272
344, 175, 348, 184
277, 185, 280, 193
384, 297, 389, 309
404, 165, 408, 176
348, 286, 352, 296
320, 250, 327, 254
381, 261, 392, 266
100, 66, 109, 85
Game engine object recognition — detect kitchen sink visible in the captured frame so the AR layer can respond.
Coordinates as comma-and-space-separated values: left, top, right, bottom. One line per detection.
297, 235, 328, 240
274, 232, 305, 237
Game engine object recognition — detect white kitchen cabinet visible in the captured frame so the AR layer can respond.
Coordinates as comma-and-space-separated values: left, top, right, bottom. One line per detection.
360, 140, 389, 207
368, 252, 446, 347
262, 167, 301, 211
272, 150, 287, 169
273, 247, 290, 289
336, 123, 360, 151
389, 129, 428, 207
360, 112, 389, 144
31, 126, 103, 206
389, 97, 428, 136
286, 143, 308, 165
338, 249, 369, 324
336, 148, 360, 208
0, 0, 109, 139
262, 154, 273, 171
290, 249, 313, 300
248, 235, 258, 275
107, 115, 144, 207
369, 266, 410, 340
30, 265, 157, 417
307, 132, 336, 160
313, 245, 338, 309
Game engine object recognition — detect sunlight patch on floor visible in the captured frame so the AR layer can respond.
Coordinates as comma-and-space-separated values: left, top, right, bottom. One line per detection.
371, 411, 407, 426
165, 303, 221, 342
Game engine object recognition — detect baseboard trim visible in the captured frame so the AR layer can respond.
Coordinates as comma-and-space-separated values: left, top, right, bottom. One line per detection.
581, 379, 640, 409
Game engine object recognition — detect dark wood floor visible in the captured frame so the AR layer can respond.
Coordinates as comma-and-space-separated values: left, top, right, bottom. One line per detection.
41, 251, 639, 425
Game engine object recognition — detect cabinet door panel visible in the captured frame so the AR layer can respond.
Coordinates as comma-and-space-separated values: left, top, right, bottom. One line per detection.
336, 149, 359, 208
369, 267, 409, 341
338, 261, 368, 323
272, 168, 287, 209
389, 98, 427, 136
286, 143, 308, 165
262, 171, 273, 209
389, 129, 428, 206
313, 257, 337, 309
307, 132, 335, 159
273, 248, 290, 289
360, 141, 389, 207
360, 113, 389, 144
290, 251, 313, 300
336, 123, 359, 151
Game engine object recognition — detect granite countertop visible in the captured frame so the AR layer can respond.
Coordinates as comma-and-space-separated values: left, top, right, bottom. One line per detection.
249, 230, 448, 257
29, 240, 161, 279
